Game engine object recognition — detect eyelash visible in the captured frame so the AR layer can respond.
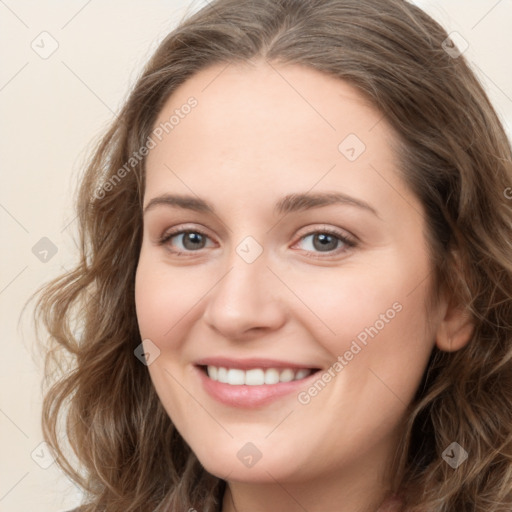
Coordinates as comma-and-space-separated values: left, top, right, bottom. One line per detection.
157, 226, 357, 258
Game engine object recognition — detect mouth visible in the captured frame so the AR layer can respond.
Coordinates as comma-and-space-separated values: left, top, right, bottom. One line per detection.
194, 358, 323, 408
198, 365, 316, 385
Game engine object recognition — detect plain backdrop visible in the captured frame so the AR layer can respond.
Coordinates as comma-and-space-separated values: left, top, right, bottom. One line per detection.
1, 1, 511, 511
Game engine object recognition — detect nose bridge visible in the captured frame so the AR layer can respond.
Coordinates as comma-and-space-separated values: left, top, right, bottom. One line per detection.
218, 231, 270, 298
214, 242, 271, 311
203, 237, 286, 337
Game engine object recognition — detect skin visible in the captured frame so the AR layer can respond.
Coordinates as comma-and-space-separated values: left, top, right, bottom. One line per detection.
135, 60, 473, 512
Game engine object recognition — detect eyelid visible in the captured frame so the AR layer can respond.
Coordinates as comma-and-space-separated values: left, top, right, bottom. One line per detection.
290, 225, 357, 257
293, 224, 357, 245
157, 223, 357, 256
157, 224, 216, 247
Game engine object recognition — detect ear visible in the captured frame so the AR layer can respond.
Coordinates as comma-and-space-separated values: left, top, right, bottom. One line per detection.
435, 300, 474, 352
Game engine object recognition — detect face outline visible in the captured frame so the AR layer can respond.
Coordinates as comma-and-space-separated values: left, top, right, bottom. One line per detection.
134, 60, 449, 506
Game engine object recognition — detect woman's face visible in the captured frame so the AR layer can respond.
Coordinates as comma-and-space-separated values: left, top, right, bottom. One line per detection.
135, 61, 441, 486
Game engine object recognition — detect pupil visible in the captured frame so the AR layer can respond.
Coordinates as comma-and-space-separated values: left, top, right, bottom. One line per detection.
183, 232, 204, 250
313, 233, 338, 251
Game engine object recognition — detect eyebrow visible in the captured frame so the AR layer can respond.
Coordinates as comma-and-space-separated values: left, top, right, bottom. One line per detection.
143, 191, 379, 217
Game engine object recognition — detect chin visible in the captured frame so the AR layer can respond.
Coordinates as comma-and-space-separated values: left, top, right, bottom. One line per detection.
189, 438, 310, 484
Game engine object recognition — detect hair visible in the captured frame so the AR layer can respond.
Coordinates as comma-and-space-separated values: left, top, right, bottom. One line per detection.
33, 0, 512, 510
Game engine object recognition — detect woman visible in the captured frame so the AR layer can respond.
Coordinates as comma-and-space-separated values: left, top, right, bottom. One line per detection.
35, 0, 512, 511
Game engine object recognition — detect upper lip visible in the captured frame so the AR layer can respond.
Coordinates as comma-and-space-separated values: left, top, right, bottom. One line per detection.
194, 357, 321, 370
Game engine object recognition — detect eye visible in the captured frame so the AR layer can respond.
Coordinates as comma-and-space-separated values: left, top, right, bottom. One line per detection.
158, 229, 214, 253
157, 226, 356, 257
294, 229, 356, 256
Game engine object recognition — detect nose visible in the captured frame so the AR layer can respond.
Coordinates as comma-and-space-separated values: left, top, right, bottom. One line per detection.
202, 253, 287, 340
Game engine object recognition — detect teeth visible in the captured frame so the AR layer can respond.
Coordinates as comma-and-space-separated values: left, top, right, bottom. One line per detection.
295, 369, 310, 380
279, 368, 294, 382
208, 366, 218, 380
206, 366, 313, 385
245, 368, 264, 385
218, 367, 228, 382
264, 368, 280, 385
227, 368, 245, 385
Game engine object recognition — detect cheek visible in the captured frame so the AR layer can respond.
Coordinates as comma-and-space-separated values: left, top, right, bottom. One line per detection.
291, 251, 435, 404
134, 256, 204, 348
134, 256, 200, 427
289, 260, 428, 349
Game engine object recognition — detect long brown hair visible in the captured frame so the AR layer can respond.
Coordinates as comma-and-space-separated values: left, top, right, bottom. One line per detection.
33, 0, 512, 510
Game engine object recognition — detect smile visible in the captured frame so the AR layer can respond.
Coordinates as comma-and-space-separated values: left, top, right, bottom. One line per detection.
194, 358, 321, 408
205, 366, 314, 385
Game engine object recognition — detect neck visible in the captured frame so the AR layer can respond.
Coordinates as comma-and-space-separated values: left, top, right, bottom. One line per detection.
222, 481, 399, 512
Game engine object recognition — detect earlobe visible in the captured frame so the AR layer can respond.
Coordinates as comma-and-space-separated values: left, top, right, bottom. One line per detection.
434, 249, 475, 352
435, 305, 474, 352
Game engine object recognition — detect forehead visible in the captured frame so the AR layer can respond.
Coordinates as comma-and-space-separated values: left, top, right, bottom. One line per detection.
143, 61, 420, 224
148, 60, 384, 163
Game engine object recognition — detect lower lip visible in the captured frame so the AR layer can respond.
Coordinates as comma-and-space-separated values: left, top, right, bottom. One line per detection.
196, 366, 318, 408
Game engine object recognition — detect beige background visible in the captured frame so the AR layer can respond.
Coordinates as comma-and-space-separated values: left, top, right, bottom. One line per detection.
1, 1, 511, 511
